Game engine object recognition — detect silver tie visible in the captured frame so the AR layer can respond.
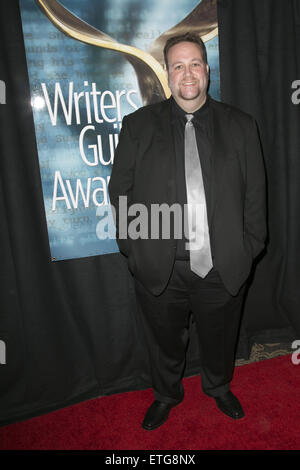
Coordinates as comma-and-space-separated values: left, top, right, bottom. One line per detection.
184, 114, 213, 277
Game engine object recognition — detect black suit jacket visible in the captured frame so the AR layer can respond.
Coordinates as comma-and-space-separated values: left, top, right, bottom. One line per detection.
108, 97, 267, 296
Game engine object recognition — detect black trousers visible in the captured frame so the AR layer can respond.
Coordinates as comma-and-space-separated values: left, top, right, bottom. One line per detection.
134, 260, 247, 405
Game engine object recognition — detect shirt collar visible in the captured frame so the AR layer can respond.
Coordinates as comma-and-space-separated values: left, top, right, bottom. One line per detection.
171, 95, 210, 125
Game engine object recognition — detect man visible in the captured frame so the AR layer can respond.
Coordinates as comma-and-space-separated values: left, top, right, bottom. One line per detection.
109, 33, 266, 431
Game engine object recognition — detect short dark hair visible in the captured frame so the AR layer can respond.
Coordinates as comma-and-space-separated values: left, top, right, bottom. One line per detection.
163, 32, 207, 70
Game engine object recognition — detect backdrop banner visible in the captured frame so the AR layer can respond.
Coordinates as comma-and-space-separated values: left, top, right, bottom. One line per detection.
19, 0, 220, 261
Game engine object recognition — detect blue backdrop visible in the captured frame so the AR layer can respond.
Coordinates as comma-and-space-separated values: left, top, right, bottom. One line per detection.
19, 0, 220, 261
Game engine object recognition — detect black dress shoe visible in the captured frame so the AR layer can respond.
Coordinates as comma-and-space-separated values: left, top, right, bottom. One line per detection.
142, 400, 176, 431
214, 391, 245, 419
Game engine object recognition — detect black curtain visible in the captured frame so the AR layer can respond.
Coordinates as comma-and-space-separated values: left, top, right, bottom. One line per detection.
0, 0, 299, 426
218, 0, 300, 351
0, 0, 149, 427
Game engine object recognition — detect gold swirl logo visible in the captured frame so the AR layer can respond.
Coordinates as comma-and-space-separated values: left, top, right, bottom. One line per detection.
36, 0, 218, 105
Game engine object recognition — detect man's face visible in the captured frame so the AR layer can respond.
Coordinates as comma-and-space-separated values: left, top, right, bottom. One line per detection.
166, 41, 209, 111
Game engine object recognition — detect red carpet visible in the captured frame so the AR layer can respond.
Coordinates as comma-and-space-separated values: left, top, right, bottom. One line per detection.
0, 354, 299, 450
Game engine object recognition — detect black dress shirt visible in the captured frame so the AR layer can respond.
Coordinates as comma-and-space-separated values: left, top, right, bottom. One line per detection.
170, 95, 212, 260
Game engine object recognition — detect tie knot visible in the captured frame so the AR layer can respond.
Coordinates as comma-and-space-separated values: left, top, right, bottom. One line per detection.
185, 114, 194, 128
185, 114, 194, 123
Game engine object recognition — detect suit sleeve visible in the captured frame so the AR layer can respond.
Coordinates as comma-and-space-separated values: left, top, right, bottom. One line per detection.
108, 115, 136, 256
244, 117, 267, 259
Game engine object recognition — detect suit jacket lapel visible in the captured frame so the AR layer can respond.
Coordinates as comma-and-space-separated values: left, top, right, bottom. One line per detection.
151, 97, 231, 230
208, 99, 230, 227
154, 98, 177, 204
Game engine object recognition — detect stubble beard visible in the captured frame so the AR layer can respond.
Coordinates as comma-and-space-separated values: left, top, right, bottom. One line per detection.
177, 83, 207, 108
